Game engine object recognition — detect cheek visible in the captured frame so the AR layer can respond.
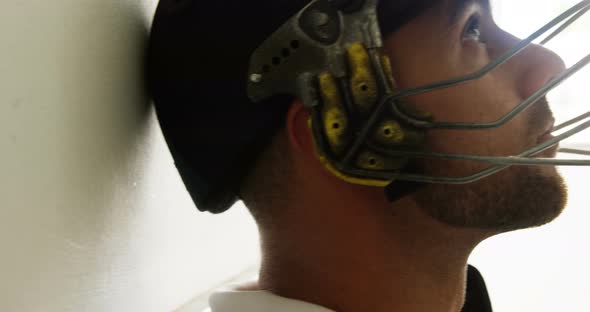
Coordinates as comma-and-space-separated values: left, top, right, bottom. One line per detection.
416, 120, 531, 177
410, 75, 518, 123
385, 34, 458, 90
383, 27, 533, 164
409, 76, 531, 158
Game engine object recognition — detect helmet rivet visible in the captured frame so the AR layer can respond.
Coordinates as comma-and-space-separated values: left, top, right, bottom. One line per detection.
250, 73, 263, 83
310, 10, 330, 27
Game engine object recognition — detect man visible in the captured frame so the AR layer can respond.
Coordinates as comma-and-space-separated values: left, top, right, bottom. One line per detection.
148, 0, 575, 311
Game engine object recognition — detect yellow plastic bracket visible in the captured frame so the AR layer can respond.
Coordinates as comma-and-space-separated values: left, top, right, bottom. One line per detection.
347, 42, 378, 114
318, 72, 348, 156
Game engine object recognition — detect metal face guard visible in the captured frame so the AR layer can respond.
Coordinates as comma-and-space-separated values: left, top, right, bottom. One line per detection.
247, 0, 590, 187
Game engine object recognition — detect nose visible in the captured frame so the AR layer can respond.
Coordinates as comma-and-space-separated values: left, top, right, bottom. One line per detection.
517, 43, 567, 100
492, 28, 567, 100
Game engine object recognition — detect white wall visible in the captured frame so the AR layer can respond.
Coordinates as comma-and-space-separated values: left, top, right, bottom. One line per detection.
0, 1, 259, 311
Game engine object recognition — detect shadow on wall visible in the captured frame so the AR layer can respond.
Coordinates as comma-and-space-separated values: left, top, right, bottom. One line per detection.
57, 0, 153, 238
0, 0, 153, 310
2, 1, 261, 310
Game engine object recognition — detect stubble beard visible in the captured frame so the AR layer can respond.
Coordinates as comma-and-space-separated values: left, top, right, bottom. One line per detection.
412, 165, 568, 233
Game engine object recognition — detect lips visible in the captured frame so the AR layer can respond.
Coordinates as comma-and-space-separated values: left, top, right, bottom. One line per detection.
536, 118, 558, 157
536, 117, 555, 141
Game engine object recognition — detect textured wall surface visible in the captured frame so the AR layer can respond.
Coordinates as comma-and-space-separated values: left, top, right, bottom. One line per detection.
0, 1, 259, 311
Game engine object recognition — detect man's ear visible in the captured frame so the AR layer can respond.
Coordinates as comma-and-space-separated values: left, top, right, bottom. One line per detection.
286, 99, 316, 159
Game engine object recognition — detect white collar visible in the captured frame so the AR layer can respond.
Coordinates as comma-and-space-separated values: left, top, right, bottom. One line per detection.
208, 287, 335, 312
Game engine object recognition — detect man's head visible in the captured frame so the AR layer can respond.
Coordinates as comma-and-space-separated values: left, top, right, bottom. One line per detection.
381, 0, 568, 231
149, 0, 569, 235
241, 0, 568, 234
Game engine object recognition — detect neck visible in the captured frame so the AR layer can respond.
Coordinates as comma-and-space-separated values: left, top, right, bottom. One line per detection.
257, 193, 485, 312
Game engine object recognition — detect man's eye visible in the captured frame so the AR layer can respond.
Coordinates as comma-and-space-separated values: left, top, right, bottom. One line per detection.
462, 15, 484, 43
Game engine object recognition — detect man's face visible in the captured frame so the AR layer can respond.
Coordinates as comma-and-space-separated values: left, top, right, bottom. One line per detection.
382, 0, 568, 231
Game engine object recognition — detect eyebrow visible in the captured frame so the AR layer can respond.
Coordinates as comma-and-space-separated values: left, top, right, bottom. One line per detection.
449, 0, 491, 24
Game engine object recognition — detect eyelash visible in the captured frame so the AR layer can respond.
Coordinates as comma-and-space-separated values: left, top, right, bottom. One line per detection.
462, 15, 485, 44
